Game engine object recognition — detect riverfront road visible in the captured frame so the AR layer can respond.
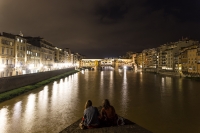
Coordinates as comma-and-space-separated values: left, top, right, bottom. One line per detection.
1, 69, 200, 133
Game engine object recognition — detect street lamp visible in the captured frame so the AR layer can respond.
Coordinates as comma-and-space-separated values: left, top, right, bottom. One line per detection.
29, 64, 34, 73
0, 64, 5, 71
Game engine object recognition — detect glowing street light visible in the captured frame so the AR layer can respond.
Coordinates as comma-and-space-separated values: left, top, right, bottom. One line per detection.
15, 63, 20, 68
40, 64, 43, 68
0, 64, 5, 71
29, 64, 34, 69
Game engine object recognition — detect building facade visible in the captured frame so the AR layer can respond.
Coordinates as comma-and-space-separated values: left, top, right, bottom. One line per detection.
0, 32, 82, 78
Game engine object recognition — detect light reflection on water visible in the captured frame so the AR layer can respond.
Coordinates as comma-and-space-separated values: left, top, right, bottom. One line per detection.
0, 70, 200, 133
121, 70, 128, 115
12, 101, 22, 130
0, 108, 8, 133
108, 71, 114, 99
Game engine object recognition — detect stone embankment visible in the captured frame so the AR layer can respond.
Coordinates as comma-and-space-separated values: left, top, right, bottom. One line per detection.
0, 67, 75, 93
158, 70, 180, 77
0, 68, 78, 103
60, 117, 152, 133
60, 107, 152, 133
144, 68, 181, 77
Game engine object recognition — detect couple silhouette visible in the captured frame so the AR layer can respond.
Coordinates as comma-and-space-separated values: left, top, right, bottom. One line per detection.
79, 99, 124, 129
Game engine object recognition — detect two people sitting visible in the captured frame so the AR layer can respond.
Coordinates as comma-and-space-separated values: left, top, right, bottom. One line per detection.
79, 99, 119, 129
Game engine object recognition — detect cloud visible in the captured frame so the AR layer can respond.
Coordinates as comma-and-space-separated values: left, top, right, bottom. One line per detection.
1, 0, 200, 58
145, 0, 200, 22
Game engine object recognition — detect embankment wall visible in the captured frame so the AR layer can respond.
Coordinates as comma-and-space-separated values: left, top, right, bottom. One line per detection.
0, 67, 75, 93
144, 68, 181, 77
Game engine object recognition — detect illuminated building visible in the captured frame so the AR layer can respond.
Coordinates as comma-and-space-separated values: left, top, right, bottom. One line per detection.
0, 32, 81, 78
0, 32, 26, 76
24, 36, 55, 71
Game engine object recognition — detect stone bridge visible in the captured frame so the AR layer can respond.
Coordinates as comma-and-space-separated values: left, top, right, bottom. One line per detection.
80, 59, 135, 70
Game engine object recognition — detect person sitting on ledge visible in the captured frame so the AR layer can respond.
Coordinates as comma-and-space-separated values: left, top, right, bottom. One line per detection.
79, 100, 100, 129
100, 99, 118, 127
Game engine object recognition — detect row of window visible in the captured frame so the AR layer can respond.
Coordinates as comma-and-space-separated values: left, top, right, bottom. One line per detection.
188, 61, 197, 64
1, 39, 13, 45
27, 51, 40, 57
101, 62, 112, 64
2, 39, 54, 55
27, 58, 40, 63
17, 45, 25, 51
41, 42, 55, 51
1, 47, 13, 55
17, 52, 24, 57
1, 38, 25, 44
27, 46, 40, 51
1, 58, 13, 64
188, 54, 197, 57
17, 38, 25, 43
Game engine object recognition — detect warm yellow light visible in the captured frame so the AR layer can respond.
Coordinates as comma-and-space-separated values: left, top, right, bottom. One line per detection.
0, 64, 5, 71
29, 64, 34, 69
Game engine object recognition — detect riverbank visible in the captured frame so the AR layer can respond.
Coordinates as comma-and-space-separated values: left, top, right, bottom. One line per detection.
0, 70, 79, 103
185, 76, 200, 81
144, 69, 184, 77
144, 68, 200, 78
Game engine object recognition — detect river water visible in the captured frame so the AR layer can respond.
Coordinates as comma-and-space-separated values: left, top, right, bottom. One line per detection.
0, 69, 200, 133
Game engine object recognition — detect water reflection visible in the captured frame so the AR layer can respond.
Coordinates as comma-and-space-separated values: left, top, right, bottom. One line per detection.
166, 77, 172, 88
84, 70, 89, 91
52, 83, 58, 108
100, 71, 104, 99
38, 86, 48, 116
161, 77, 165, 91
23, 94, 36, 132
139, 71, 143, 82
1, 71, 200, 133
0, 108, 8, 133
81, 70, 84, 74
13, 101, 22, 123
108, 71, 114, 99
121, 69, 128, 116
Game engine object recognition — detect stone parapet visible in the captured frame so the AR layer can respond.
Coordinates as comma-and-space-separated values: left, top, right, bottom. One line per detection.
60, 107, 152, 133
60, 117, 152, 133
0, 67, 75, 93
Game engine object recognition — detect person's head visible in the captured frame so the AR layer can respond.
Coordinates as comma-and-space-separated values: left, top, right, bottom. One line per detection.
102, 99, 111, 109
85, 100, 92, 109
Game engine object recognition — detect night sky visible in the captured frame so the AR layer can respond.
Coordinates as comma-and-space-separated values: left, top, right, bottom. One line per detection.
1, 0, 200, 58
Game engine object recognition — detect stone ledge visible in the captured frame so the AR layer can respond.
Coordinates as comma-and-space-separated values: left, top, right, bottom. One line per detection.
60, 117, 152, 133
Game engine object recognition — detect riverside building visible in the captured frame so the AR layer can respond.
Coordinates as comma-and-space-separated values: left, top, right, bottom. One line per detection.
0, 32, 27, 76
133, 37, 200, 77
0, 32, 83, 78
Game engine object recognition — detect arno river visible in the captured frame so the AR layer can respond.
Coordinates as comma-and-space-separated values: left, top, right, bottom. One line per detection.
1, 68, 200, 133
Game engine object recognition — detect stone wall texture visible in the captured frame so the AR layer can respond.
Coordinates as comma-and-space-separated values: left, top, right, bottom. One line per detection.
0, 67, 75, 93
